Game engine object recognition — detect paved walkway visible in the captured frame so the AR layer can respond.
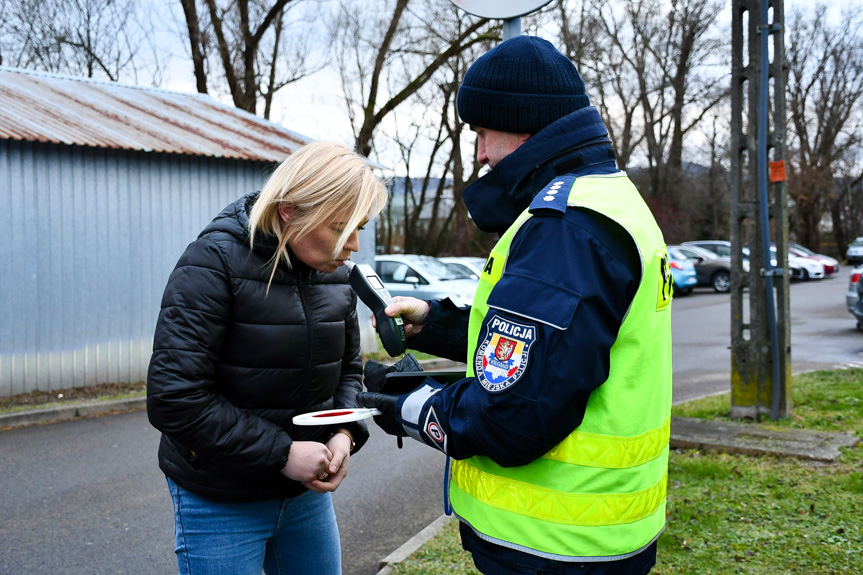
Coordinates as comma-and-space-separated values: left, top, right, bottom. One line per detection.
669, 415, 859, 461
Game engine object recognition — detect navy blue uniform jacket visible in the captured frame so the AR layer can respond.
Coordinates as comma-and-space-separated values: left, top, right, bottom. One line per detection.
403, 107, 642, 468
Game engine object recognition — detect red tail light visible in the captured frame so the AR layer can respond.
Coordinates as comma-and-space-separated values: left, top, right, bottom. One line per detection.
852, 272, 861, 284
669, 261, 684, 270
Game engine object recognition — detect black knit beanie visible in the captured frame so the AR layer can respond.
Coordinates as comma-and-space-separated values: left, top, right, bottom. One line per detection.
457, 36, 590, 134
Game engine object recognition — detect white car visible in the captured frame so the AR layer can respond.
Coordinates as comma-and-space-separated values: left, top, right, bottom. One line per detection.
790, 243, 839, 276
735, 244, 823, 281
439, 256, 488, 279
787, 251, 825, 280
374, 254, 478, 306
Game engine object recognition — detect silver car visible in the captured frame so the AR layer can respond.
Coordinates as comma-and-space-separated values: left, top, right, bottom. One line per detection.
847, 265, 863, 315
439, 256, 488, 280
847, 237, 863, 266
374, 254, 478, 306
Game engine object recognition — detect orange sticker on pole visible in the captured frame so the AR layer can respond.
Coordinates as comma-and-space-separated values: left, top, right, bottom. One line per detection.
769, 160, 786, 183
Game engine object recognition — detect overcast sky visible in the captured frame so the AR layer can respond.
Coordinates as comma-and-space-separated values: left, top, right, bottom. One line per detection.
150, 0, 859, 175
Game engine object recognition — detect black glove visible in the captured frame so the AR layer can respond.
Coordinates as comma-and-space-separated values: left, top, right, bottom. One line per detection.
363, 353, 422, 393
356, 391, 405, 437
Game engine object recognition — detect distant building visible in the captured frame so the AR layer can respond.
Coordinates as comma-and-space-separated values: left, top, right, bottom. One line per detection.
0, 67, 321, 396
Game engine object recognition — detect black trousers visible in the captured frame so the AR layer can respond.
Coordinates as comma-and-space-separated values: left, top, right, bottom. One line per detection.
460, 522, 657, 575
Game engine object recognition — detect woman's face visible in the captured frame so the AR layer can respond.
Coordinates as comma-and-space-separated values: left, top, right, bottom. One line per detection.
284, 209, 365, 273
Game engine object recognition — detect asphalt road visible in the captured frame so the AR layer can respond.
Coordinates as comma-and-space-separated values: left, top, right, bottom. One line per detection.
1, 274, 860, 575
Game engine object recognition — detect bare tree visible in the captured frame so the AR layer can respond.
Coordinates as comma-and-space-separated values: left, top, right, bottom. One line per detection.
0, 0, 164, 83
556, 0, 726, 239
179, 0, 208, 93
830, 161, 863, 257
177, 0, 323, 117
382, 53, 486, 256
626, 0, 726, 199
689, 111, 731, 241
559, 0, 645, 169
331, 0, 497, 158
786, 4, 863, 252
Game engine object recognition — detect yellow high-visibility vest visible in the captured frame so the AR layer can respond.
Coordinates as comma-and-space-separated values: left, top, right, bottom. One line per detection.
452, 173, 673, 561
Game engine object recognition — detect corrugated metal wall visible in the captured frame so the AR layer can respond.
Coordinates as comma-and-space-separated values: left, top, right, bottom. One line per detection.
0, 140, 274, 396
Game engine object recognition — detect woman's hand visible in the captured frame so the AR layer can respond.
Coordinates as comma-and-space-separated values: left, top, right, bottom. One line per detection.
302, 431, 352, 493
308, 430, 353, 492
280, 441, 332, 493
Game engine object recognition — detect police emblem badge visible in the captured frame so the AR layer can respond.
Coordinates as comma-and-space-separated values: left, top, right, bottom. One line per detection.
475, 314, 536, 392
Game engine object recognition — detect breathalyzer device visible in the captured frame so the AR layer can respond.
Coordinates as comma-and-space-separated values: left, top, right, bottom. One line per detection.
346, 262, 407, 357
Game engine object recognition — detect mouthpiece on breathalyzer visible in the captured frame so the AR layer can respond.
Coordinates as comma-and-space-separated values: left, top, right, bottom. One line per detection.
346, 262, 407, 357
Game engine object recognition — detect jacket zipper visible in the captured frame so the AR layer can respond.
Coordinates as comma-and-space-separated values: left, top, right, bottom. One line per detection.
296, 271, 314, 407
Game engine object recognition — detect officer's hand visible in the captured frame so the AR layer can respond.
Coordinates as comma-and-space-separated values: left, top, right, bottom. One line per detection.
363, 354, 423, 393
356, 392, 405, 437
372, 296, 429, 337
362, 360, 390, 393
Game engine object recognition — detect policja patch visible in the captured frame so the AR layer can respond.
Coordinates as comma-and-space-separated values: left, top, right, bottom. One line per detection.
475, 314, 536, 392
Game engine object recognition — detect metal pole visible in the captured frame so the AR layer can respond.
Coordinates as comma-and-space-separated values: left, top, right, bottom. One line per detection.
757, 2, 781, 421
502, 18, 521, 40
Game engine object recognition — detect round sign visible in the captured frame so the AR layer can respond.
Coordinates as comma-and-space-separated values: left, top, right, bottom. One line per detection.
292, 408, 382, 426
449, 0, 554, 19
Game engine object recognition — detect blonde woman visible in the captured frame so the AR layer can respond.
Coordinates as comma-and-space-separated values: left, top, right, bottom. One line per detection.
147, 141, 387, 575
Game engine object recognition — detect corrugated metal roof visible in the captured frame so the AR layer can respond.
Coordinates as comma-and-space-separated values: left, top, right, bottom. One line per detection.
0, 67, 314, 162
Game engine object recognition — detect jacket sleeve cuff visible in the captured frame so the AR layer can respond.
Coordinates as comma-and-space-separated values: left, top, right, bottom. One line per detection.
268, 433, 293, 472
410, 299, 469, 362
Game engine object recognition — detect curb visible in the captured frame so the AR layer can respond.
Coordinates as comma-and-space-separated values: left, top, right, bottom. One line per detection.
0, 397, 146, 429
375, 514, 455, 574
0, 359, 465, 431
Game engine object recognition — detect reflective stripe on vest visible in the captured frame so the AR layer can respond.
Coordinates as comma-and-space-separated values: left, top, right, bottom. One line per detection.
452, 174, 673, 560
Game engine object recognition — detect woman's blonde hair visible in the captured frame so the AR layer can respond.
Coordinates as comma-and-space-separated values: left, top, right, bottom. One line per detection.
248, 141, 388, 287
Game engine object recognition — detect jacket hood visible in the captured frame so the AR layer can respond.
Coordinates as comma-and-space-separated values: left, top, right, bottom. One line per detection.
198, 192, 322, 277
200, 192, 256, 244
462, 106, 617, 234
200, 192, 288, 262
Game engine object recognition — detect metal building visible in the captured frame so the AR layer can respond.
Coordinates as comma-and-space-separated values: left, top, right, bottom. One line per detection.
0, 67, 318, 397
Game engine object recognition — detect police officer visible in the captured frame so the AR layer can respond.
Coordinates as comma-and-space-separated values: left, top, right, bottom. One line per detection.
358, 36, 672, 575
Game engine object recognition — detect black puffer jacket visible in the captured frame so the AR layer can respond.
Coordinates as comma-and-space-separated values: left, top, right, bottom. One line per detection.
147, 193, 368, 502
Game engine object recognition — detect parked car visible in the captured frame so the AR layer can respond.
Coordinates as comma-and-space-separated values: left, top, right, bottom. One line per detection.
668, 252, 698, 296
786, 249, 825, 280
667, 245, 733, 293
847, 265, 863, 315
682, 240, 733, 258
739, 245, 824, 281
374, 254, 478, 306
681, 240, 750, 273
789, 243, 839, 276
695, 238, 824, 281
846, 237, 863, 265
439, 256, 488, 280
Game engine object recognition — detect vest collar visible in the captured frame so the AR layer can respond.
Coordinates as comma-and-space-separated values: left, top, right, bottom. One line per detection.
462, 106, 617, 234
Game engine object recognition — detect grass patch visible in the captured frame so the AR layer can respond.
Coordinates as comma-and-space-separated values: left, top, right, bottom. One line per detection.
0, 340, 446, 417
386, 520, 476, 575
388, 369, 863, 575
363, 334, 440, 363
672, 369, 863, 433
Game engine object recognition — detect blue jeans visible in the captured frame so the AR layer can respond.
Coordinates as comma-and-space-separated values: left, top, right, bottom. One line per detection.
166, 477, 340, 575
